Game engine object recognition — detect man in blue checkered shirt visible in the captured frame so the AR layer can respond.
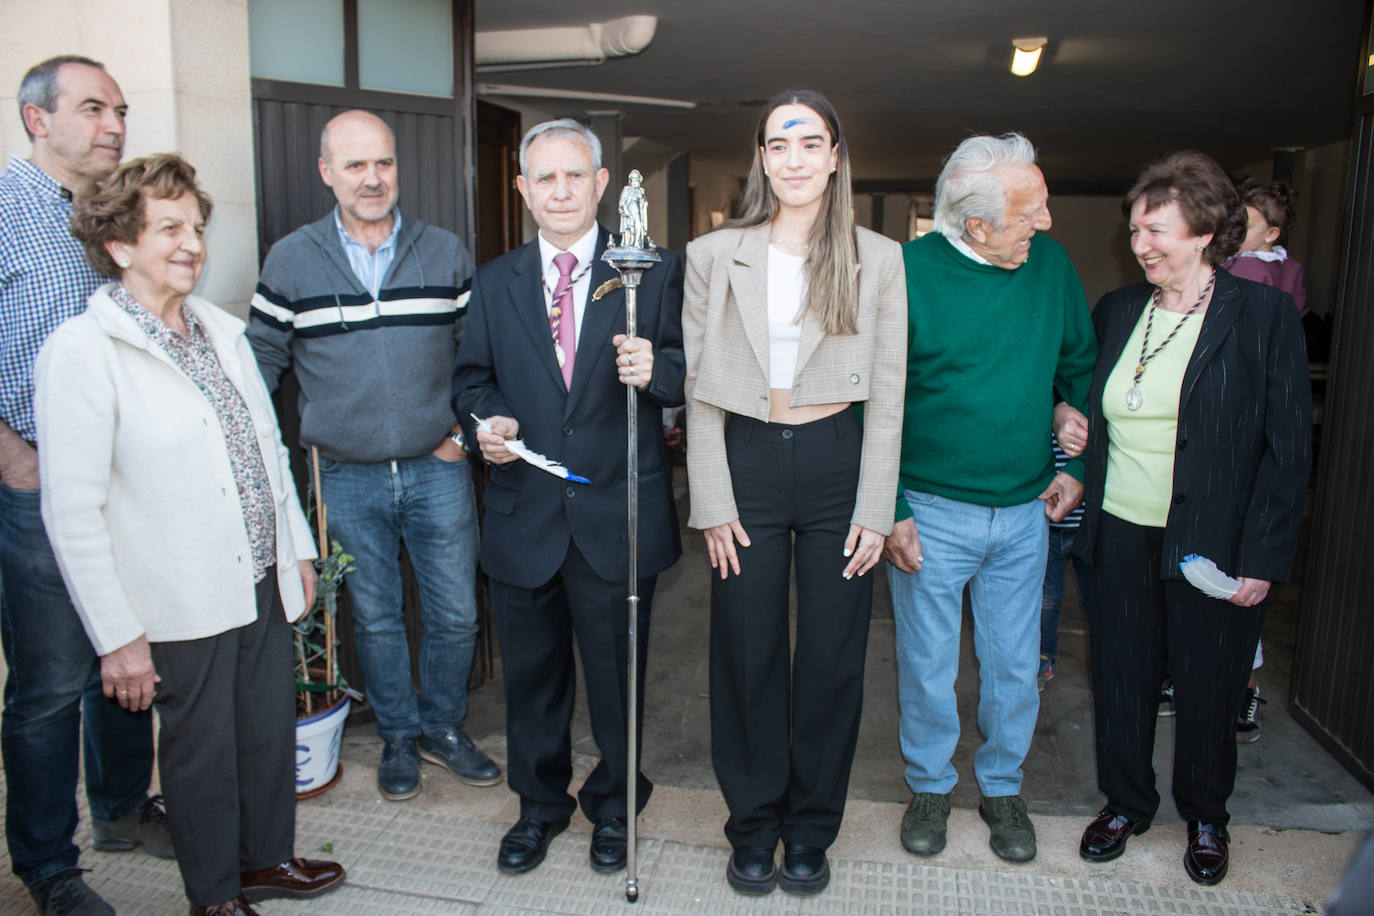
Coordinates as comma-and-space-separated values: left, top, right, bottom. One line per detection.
0, 55, 171, 915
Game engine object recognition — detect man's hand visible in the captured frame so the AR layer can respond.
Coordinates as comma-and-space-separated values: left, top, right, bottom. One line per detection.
475, 415, 520, 465
1053, 403, 1089, 457
300, 560, 318, 611
432, 426, 468, 462
0, 424, 39, 490
101, 636, 159, 711
1228, 577, 1271, 608
882, 517, 924, 573
704, 519, 751, 580
1039, 471, 1084, 522
613, 334, 653, 391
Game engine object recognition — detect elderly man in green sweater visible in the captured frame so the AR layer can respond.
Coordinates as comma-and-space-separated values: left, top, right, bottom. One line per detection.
884, 133, 1096, 865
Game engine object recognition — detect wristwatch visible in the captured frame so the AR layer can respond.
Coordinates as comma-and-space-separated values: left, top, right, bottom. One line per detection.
447, 430, 466, 450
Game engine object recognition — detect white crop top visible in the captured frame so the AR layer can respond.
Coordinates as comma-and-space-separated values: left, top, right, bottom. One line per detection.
766, 246, 806, 388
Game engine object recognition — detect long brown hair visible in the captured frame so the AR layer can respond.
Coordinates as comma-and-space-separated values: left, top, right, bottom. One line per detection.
721, 89, 858, 335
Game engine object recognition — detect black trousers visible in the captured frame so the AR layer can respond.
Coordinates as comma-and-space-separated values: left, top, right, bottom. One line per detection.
710, 411, 874, 850
1081, 513, 1263, 826
490, 541, 654, 822
150, 572, 296, 906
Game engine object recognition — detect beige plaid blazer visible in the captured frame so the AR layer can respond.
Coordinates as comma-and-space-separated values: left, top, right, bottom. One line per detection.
683, 222, 907, 533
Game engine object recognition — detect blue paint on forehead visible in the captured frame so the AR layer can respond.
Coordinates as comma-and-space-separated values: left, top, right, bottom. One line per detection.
781, 118, 816, 130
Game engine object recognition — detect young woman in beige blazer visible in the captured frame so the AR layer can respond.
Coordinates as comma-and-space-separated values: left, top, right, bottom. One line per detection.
683, 89, 906, 897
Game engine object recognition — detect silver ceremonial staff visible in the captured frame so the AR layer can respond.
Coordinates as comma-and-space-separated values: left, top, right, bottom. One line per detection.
600, 169, 658, 904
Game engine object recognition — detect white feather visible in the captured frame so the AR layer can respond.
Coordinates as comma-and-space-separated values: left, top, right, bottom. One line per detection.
470, 414, 590, 484
1179, 554, 1241, 599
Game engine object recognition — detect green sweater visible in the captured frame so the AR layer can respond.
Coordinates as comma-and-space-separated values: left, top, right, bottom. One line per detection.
895, 233, 1097, 519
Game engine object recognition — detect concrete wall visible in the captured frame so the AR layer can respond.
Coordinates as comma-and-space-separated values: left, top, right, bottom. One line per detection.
1, 0, 257, 316
1047, 196, 1140, 306
687, 153, 747, 239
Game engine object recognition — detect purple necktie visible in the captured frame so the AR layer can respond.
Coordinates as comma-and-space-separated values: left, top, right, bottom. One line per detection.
550, 251, 577, 388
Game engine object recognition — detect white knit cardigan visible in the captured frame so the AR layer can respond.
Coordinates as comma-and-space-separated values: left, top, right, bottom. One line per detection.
35, 284, 317, 655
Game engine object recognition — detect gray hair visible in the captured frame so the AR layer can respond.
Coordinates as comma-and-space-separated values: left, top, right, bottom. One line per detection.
518, 118, 603, 176
17, 55, 106, 141
932, 133, 1038, 239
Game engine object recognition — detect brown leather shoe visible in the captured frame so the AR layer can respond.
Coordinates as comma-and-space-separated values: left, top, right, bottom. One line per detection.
1079, 809, 1150, 862
1183, 822, 1229, 885
240, 857, 345, 900
189, 895, 261, 915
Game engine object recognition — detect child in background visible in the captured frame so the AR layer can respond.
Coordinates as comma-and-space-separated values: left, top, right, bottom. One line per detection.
1225, 178, 1306, 314
1039, 435, 1085, 691
1221, 177, 1307, 742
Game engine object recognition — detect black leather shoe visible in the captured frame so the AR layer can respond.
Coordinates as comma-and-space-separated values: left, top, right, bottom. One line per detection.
1079, 809, 1150, 862
725, 846, 777, 895
377, 737, 420, 801
1184, 821, 1229, 885
498, 816, 569, 874
778, 843, 830, 895
589, 816, 628, 872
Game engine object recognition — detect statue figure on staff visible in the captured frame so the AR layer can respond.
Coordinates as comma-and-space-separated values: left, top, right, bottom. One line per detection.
618, 169, 652, 249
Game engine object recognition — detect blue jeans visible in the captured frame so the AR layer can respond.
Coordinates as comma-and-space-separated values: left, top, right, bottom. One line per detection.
315, 454, 480, 740
888, 490, 1048, 797
0, 483, 154, 886
1040, 525, 1086, 665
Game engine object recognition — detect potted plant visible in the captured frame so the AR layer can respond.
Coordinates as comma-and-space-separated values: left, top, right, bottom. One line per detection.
294, 454, 356, 798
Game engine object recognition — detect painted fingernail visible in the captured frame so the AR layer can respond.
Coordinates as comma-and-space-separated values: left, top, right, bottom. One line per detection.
843, 548, 853, 557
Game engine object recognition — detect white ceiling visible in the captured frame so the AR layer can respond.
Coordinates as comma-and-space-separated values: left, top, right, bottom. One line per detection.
475, 0, 1370, 182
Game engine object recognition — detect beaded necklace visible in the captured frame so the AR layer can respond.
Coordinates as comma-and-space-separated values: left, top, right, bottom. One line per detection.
542, 260, 594, 366
1124, 270, 1215, 412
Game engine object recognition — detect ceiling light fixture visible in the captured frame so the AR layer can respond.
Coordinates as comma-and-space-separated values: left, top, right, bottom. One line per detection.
1010, 37, 1047, 77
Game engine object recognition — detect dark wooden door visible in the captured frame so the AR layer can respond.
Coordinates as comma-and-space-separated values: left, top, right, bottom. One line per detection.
1290, 42, 1374, 792
475, 100, 522, 264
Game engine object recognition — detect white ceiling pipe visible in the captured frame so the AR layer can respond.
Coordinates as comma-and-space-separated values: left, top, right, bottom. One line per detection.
477, 83, 696, 109
476, 15, 658, 68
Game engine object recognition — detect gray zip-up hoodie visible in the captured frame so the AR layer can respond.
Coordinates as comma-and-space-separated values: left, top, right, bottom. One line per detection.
247, 210, 473, 463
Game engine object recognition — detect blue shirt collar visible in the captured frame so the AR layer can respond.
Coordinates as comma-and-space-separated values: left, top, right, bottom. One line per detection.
333, 205, 401, 253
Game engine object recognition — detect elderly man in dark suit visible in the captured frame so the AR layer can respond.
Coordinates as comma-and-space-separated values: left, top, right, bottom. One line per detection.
453, 118, 684, 877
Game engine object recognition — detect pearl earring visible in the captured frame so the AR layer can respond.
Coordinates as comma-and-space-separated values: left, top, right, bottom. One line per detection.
117, 256, 130, 268
1195, 244, 1203, 252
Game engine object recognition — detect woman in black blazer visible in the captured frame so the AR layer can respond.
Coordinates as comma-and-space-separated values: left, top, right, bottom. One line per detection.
1066, 152, 1310, 887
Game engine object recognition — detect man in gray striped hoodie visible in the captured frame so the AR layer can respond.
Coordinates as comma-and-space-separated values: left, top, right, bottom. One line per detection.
249, 110, 499, 803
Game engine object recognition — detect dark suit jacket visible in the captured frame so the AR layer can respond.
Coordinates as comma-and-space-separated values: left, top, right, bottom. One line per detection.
1073, 270, 1311, 583
453, 226, 685, 588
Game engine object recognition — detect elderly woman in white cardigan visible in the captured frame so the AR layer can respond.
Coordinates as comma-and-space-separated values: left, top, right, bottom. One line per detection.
35, 154, 343, 916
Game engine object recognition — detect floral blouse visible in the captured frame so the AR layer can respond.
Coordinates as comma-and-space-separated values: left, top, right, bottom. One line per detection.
112, 285, 276, 582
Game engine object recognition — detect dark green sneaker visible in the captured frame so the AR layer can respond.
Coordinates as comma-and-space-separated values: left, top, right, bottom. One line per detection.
900, 792, 951, 856
979, 794, 1037, 862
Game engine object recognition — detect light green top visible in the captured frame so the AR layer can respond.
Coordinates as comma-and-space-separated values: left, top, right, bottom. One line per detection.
1102, 305, 1205, 527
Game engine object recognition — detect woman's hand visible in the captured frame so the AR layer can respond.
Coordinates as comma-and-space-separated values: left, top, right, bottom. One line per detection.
101, 635, 159, 711
704, 519, 751, 579
300, 560, 318, 611
843, 525, 885, 579
1228, 577, 1271, 607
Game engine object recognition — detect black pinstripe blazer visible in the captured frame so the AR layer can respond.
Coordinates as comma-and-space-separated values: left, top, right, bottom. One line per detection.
1073, 269, 1311, 583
